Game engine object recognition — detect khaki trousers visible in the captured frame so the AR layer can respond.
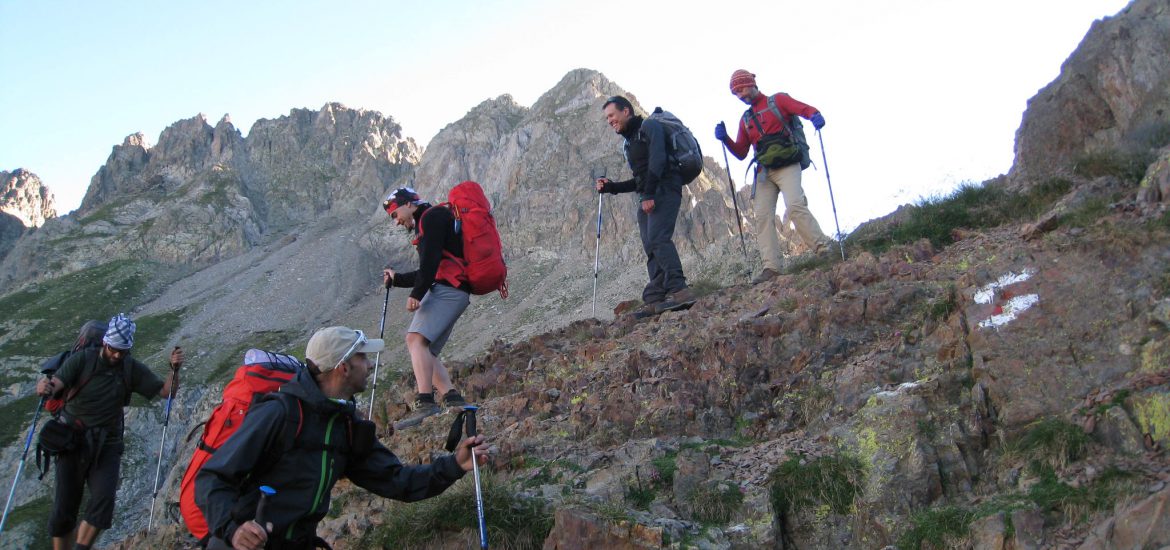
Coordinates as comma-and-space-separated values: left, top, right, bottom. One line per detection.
754, 163, 828, 271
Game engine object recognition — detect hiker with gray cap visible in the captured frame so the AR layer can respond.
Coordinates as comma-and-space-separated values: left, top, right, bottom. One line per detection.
34, 313, 182, 550
196, 326, 488, 550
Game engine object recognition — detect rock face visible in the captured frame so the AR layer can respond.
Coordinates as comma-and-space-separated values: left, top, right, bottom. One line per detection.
0, 168, 55, 262
1010, 0, 1170, 187
1, 168, 56, 227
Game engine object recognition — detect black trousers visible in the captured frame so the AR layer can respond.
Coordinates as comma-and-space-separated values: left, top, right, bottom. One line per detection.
637, 184, 687, 303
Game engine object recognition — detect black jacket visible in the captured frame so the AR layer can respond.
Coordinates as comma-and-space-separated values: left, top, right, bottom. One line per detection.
195, 369, 465, 546
603, 114, 680, 200
391, 203, 466, 300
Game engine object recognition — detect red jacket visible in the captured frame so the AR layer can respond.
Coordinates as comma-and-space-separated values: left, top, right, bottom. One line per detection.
725, 92, 819, 160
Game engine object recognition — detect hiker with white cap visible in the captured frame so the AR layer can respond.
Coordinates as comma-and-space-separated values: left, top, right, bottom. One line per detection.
34, 313, 182, 550
196, 326, 488, 550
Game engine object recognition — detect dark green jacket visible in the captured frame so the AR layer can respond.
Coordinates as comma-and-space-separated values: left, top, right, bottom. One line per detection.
55, 347, 163, 436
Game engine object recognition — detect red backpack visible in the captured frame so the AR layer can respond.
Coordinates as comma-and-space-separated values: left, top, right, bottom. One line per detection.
178, 350, 305, 541
420, 181, 508, 295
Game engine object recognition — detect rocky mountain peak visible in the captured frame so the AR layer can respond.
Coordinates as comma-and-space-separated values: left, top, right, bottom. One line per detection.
0, 168, 56, 228
1010, 0, 1170, 187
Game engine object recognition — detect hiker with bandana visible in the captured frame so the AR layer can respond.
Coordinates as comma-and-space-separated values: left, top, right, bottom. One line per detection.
35, 313, 182, 550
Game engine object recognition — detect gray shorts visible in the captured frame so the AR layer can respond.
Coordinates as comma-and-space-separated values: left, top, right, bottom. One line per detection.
408, 283, 470, 356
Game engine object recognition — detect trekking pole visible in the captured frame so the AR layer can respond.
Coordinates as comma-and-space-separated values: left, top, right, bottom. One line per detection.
720, 140, 752, 280
368, 282, 392, 420
590, 167, 606, 317
816, 129, 846, 261
207, 485, 276, 550
464, 405, 488, 549
0, 388, 47, 536
148, 352, 181, 530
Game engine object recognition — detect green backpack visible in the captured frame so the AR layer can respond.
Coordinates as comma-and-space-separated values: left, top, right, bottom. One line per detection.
741, 93, 811, 170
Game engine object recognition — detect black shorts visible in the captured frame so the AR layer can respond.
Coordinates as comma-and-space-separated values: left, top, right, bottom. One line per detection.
48, 435, 124, 536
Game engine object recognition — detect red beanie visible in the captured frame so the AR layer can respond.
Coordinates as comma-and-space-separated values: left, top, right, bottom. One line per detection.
729, 69, 756, 92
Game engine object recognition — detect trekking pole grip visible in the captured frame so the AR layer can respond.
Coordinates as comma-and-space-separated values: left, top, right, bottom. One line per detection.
464, 405, 478, 437
255, 485, 276, 527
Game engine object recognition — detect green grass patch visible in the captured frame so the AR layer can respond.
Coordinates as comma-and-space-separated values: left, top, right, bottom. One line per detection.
688, 278, 722, 299
920, 285, 958, 322
624, 477, 656, 509
0, 261, 166, 357
690, 481, 744, 525
847, 178, 1076, 255
0, 394, 43, 447
895, 505, 974, 550
768, 453, 865, 522
1062, 196, 1112, 228
785, 251, 838, 275
1073, 149, 1154, 185
1025, 465, 1137, 524
896, 465, 1140, 549
1003, 418, 1090, 471
4, 495, 52, 550
131, 307, 187, 360
360, 474, 552, 550
848, 183, 998, 253
650, 451, 678, 486
517, 456, 584, 489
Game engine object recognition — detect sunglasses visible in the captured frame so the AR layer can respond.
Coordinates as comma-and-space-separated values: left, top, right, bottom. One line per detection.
336, 329, 367, 370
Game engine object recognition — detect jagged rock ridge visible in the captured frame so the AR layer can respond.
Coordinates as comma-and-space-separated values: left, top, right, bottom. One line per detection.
1010, 0, 1170, 187
1, 168, 56, 228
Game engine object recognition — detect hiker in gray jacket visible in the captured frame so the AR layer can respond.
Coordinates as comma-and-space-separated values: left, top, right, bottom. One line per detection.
596, 95, 695, 319
196, 326, 487, 550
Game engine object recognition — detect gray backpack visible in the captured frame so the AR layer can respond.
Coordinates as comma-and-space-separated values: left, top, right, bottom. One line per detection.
646, 107, 703, 184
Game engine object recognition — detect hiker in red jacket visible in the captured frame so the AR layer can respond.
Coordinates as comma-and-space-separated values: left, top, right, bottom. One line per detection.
716, 69, 832, 283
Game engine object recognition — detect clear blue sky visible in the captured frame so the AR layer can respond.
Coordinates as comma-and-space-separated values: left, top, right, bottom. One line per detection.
0, 0, 1131, 231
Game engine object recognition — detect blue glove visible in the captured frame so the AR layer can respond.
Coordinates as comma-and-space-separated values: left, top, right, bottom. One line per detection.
811, 112, 825, 130
715, 122, 729, 142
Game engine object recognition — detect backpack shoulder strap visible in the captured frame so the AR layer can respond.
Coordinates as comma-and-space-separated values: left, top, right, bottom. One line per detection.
120, 358, 135, 406
270, 391, 304, 454
62, 348, 102, 404
247, 391, 304, 480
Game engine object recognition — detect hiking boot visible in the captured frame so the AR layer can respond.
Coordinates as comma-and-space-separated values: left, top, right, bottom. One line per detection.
442, 390, 468, 408
752, 268, 780, 284
656, 288, 697, 313
630, 301, 662, 320
395, 399, 441, 430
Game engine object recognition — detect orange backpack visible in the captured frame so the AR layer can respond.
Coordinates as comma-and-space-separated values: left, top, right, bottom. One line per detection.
178, 350, 305, 541
418, 181, 508, 295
